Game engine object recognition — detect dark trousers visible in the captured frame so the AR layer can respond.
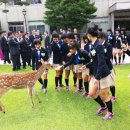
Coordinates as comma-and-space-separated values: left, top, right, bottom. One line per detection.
46, 47, 51, 58
27, 50, 32, 66
21, 51, 27, 68
3, 50, 10, 63
11, 54, 21, 70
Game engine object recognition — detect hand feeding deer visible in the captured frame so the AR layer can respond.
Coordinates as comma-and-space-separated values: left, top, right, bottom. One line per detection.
0, 62, 47, 113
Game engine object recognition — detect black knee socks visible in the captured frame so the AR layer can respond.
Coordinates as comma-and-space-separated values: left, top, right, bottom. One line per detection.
65, 79, 69, 86
123, 54, 125, 61
59, 75, 62, 85
114, 56, 117, 64
94, 96, 106, 108
73, 77, 77, 84
119, 56, 121, 64
44, 79, 48, 89
79, 79, 83, 90
111, 55, 113, 61
38, 78, 43, 85
105, 100, 113, 113
110, 86, 115, 97
84, 81, 89, 93
55, 77, 59, 87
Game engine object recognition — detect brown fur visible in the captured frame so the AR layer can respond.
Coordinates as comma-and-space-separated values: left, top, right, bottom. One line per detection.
0, 63, 46, 113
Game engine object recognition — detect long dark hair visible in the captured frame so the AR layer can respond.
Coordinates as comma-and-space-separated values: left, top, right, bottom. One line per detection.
83, 35, 90, 43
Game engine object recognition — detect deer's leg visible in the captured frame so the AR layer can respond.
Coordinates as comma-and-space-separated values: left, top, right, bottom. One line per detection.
33, 87, 41, 103
28, 86, 34, 108
0, 101, 5, 114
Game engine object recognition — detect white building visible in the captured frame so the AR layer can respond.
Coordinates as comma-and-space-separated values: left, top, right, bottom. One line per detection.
91, 0, 130, 32
0, 0, 130, 33
0, 0, 49, 34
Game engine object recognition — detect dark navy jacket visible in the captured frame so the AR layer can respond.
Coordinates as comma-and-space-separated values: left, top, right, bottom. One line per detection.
128, 33, 130, 46
121, 34, 128, 45
8, 38, 20, 55
84, 42, 92, 53
113, 35, 123, 49
1, 36, 9, 51
124, 49, 130, 56
32, 47, 48, 70
29, 35, 36, 48
44, 35, 50, 48
51, 41, 63, 64
20, 39, 30, 53
103, 41, 113, 70
86, 39, 110, 80
61, 42, 70, 63
106, 34, 115, 47
64, 49, 90, 68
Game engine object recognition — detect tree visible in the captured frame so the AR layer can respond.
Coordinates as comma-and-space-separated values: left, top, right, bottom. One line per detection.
44, 0, 97, 30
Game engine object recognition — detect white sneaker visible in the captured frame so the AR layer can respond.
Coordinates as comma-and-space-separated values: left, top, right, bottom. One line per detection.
40, 84, 44, 89
43, 88, 47, 94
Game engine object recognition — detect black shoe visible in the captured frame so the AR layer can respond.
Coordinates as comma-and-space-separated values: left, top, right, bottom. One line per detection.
8, 60, 11, 64
23, 66, 26, 69
12, 68, 16, 71
60, 84, 65, 87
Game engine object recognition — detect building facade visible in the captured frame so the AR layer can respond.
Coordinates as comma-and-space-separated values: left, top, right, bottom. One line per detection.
0, 0, 130, 33
0, 0, 49, 34
90, 0, 130, 32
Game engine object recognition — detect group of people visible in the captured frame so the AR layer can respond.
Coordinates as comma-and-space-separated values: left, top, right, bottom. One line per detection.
0, 30, 42, 70
106, 28, 130, 65
0, 26, 130, 120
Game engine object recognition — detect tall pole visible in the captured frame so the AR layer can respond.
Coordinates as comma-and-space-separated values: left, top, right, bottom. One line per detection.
22, 9, 28, 33
23, 14, 27, 33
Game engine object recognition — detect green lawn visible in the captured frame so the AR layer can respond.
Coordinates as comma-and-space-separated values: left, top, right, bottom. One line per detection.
0, 64, 130, 130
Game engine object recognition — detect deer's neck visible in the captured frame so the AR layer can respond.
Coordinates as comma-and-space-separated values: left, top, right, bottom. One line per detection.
35, 64, 45, 81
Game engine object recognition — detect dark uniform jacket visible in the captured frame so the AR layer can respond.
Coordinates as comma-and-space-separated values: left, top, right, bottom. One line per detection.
61, 42, 70, 63
8, 38, 20, 55
121, 34, 128, 45
124, 49, 130, 56
64, 49, 90, 68
84, 42, 92, 53
1, 36, 9, 51
86, 39, 110, 80
29, 35, 36, 48
44, 35, 50, 48
51, 41, 63, 64
106, 34, 115, 47
113, 35, 123, 49
128, 33, 130, 46
32, 47, 48, 70
103, 41, 113, 70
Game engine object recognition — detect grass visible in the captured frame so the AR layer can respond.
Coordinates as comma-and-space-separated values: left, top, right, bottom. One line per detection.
0, 64, 130, 130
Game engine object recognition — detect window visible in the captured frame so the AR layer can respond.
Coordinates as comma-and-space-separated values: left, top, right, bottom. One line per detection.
8, 0, 20, 5
29, 25, 45, 34
27, 0, 42, 4
8, 0, 42, 5
8, 22, 24, 32
28, 21, 45, 34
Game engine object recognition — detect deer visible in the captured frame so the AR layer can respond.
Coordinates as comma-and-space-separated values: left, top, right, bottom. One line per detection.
0, 62, 48, 113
